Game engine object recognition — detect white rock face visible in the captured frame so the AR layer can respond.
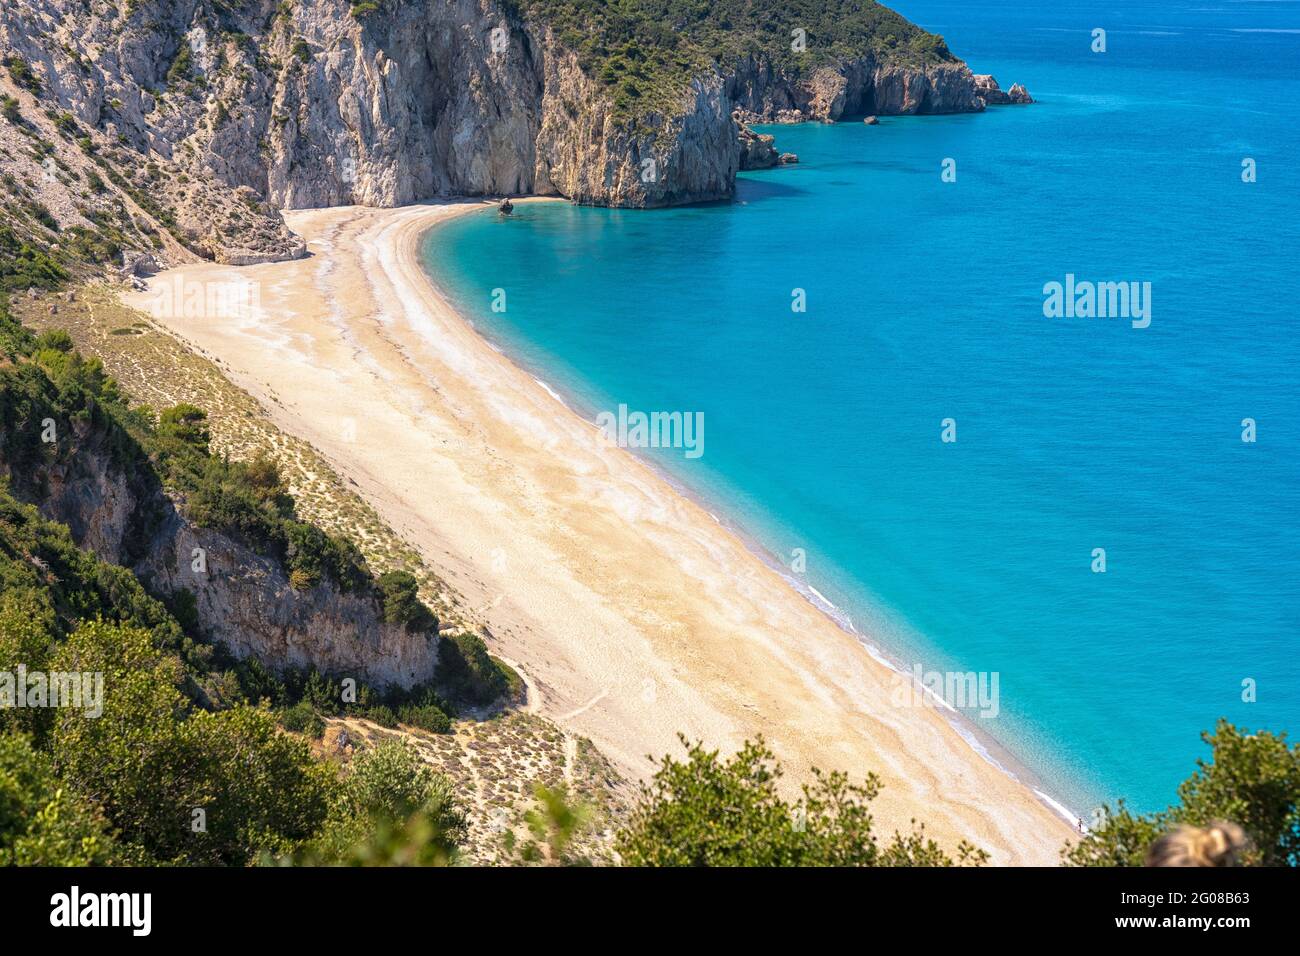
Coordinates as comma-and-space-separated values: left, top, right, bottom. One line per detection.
22, 438, 438, 690
141, 510, 439, 690
0, 0, 1012, 260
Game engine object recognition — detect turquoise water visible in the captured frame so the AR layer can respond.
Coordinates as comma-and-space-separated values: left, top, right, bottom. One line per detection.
424, 0, 1300, 815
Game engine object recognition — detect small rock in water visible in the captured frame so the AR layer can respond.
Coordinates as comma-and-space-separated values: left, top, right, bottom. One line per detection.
498, 198, 514, 215
864, 115, 879, 125
1006, 82, 1033, 104
778, 152, 799, 165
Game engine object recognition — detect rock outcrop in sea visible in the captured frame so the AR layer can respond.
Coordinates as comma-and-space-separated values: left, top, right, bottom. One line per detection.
973, 74, 1035, 105
738, 123, 780, 171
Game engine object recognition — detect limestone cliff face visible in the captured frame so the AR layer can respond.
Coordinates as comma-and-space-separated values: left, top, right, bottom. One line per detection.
0, 0, 1028, 263
30, 417, 155, 566
738, 124, 780, 171
138, 508, 438, 688
6, 433, 437, 689
728, 56, 988, 122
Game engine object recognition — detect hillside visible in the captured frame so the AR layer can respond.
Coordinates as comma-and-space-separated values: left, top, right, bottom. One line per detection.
0, 0, 1029, 271
0, 305, 443, 688
0, 287, 631, 864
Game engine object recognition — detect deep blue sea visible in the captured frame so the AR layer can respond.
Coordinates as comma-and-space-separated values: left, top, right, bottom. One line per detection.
424, 0, 1300, 816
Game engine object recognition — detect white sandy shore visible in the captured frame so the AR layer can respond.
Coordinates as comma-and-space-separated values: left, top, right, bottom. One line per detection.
124, 199, 1075, 865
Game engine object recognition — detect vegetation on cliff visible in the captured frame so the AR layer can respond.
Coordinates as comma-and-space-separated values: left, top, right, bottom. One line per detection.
1, 305, 391, 600
0, 292, 518, 864
518, 0, 953, 114
0, 225, 68, 293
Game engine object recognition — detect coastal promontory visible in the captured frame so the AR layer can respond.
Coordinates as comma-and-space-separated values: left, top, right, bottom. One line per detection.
0, 0, 1029, 267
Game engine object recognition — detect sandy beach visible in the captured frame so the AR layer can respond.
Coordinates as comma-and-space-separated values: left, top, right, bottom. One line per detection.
123, 199, 1074, 865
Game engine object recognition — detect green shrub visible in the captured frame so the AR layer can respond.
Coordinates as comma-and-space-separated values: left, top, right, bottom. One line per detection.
363, 705, 397, 728
376, 570, 437, 632
61, 226, 119, 264
398, 703, 452, 734
0, 731, 117, 865
616, 735, 988, 866
437, 632, 508, 707
169, 587, 200, 633
288, 567, 317, 590
232, 655, 286, 707
33, 328, 73, 353
4, 56, 41, 94
0, 226, 66, 291
46, 619, 333, 864
166, 44, 193, 86
1064, 721, 1300, 867
26, 202, 58, 233
279, 701, 326, 738
294, 738, 466, 866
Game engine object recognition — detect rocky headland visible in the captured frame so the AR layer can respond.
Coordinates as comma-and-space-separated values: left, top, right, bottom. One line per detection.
1, 0, 1030, 268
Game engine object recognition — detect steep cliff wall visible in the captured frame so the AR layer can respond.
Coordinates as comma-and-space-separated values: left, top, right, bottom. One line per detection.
728, 55, 987, 122
138, 506, 439, 687
0, 0, 1028, 265
0, 366, 438, 689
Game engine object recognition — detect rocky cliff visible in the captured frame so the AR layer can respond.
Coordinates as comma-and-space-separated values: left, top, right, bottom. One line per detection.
138, 505, 439, 687
728, 55, 989, 122
0, 366, 439, 689
0, 0, 1029, 265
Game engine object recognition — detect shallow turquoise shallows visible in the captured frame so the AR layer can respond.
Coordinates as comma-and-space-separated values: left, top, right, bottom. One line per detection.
423, 0, 1300, 816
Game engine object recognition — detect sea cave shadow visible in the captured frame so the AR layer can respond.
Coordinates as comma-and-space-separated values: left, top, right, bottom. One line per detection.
735, 176, 810, 203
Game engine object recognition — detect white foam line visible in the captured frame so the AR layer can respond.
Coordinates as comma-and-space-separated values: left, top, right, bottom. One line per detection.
949, 719, 1005, 767
1035, 788, 1086, 831
807, 585, 836, 610
533, 378, 568, 408
919, 681, 959, 715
